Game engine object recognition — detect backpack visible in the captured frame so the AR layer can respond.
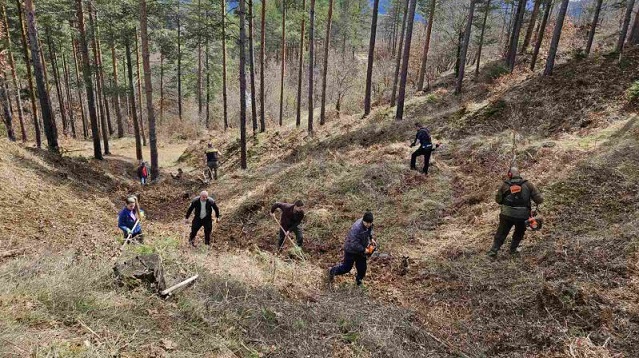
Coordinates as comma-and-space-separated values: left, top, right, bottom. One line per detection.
502, 180, 531, 208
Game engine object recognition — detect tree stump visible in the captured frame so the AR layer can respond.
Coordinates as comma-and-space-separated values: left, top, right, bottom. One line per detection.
113, 253, 167, 294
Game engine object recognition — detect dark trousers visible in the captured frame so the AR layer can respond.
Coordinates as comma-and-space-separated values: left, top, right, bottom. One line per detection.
410, 147, 432, 174
277, 226, 303, 248
123, 231, 144, 244
190, 218, 213, 245
491, 214, 527, 253
207, 161, 218, 180
330, 251, 367, 284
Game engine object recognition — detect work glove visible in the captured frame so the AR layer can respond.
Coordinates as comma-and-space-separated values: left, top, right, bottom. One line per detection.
126, 228, 132, 235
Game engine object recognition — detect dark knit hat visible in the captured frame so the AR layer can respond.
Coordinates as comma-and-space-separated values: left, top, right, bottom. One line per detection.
363, 211, 374, 223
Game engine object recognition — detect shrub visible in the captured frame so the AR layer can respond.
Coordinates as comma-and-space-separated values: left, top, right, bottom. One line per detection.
628, 81, 639, 102
481, 62, 510, 83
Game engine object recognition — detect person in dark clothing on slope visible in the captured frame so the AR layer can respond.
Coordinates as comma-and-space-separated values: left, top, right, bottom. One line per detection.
205, 144, 220, 180
488, 167, 544, 258
185, 190, 220, 247
270, 200, 305, 249
410, 122, 439, 175
328, 212, 376, 286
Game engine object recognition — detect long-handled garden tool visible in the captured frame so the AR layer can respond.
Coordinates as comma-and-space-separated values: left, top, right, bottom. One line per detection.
120, 219, 141, 251
271, 214, 306, 261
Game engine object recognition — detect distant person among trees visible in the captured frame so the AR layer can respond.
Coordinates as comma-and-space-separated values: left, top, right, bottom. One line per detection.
488, 167, 544, 258
137, 161, 149, 185
327, 211, 376, 287
185, 191, 220, 247
118, 195, 145, 243
410, 122, 439, 175
205, 144, 220, 180
270, 200, 305, 250
171, 168, 183, 180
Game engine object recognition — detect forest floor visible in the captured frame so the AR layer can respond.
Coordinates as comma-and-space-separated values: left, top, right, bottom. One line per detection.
1, 49, 639, 357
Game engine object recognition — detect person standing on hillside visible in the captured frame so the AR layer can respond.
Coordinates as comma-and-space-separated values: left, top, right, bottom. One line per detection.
118, 195, 145, 243
185, 191, 220, 247
137, 161, 149, 185
488, 167, 544, 258
205, 144, 220, 180
270, 200, 305, 250
410, 122, 439, 175
327, 212, 376, 287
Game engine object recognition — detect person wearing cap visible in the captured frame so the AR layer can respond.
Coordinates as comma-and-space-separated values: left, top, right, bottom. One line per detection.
328, 212, 376, 286
488, 167, 543, 258
185, 191, 220, 247
410, 122, 438, 175
137, 161, 149, 185
118, 195, 145, 243
270, 200, 305, 249
205, 143, 220, 180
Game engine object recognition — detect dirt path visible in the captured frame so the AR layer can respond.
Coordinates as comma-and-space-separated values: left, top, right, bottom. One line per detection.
62, 137, 191, 168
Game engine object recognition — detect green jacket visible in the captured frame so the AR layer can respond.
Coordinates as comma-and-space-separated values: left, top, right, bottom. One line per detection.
495, 177, 543, 219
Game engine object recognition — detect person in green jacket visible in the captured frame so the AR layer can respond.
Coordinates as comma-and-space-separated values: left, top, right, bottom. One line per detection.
488, 167, 543, 257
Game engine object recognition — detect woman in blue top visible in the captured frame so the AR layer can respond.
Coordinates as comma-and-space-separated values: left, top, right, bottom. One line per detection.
118, 196, 144, 243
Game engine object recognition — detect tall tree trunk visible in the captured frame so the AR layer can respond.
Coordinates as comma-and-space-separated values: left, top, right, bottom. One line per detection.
630, 3, 639, 45
475, 0, 491, 77
363, 0, 380, 117
46, 30, 68, 136
249, 0, 258, 134
279, 1, 285, 126
140, 0, 158, 179
125, 40, 143, 161
531, 0, 551, 70
221, 0, 228, 130
24, 0, 58, 152
239, 0, 248, 169
521, 0, 542, 53
259, 0, 266, 132
417, 0, 436, 91
87, 0, 109, 154
308, 0, 315, 132
17, 0, 40, 147
2, 4, 27, 142
0, 79, 16, 141
93, 9, 112, 135
177, 0, 182, 119
585, 0, 603, 55
61, 52, 77, 138
544, 0, 570, 76
616, 0, 636, 53
455, 0, 476, 94
506, 0, 526, 72
197, 0, 202, 116
296, 0, 306, 127
205, 36, 210, 128
160, 51, 164, 123
319, 0, 334, 126
135, 31, 146, 146
75, 0, 101, 159
111, 42, 124, 137
391, 0, 409, 106
395, 0, 417, 120
72, 37, 88, 139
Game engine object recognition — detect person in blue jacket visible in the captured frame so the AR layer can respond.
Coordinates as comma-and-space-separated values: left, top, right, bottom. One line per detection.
118, 196, 144, 243
410, 123, 438, 175
327, 212, 376, 286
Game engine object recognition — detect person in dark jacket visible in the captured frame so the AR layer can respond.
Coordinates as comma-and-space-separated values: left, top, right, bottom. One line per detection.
271, 200, 305, 249
410, 123, 438, 175
328, 212, 376, 286
137, 161, 149, 185
118, 196, 144, 243
488, 167, 544, 257
185, 190, 220, 247
205, 144, 220, 180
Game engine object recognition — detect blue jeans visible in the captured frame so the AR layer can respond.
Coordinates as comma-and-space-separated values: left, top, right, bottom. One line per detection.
330, 251, 367, 285
140, 177, 147, 185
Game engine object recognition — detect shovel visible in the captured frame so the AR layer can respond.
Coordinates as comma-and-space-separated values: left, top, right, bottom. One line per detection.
271, 214, 306, 261
120, 219, 141, 251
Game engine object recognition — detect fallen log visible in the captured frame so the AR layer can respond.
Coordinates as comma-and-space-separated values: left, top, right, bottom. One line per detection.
160, 275, 199, 297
